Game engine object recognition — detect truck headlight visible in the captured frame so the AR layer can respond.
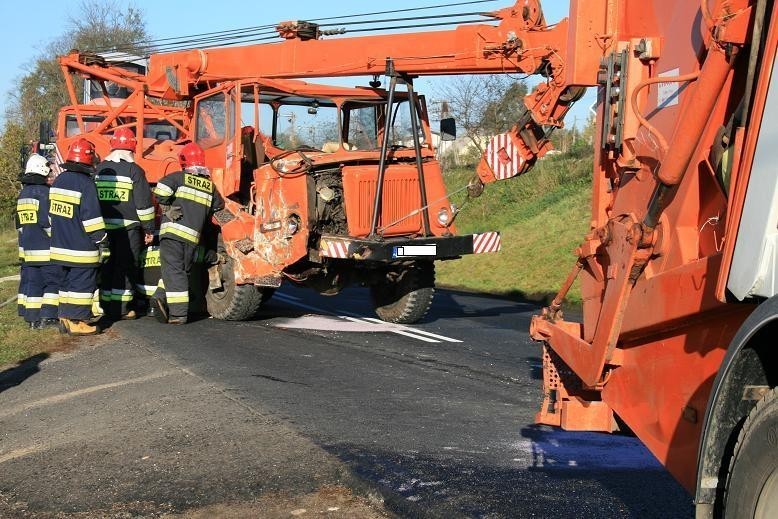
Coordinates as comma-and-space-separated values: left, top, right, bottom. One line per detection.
286, 214, 301, 235
437, 207, 451, 226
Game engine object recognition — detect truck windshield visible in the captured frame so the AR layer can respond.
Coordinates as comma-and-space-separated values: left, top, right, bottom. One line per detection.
273, 99, 339, 152
342, 99, 425, 151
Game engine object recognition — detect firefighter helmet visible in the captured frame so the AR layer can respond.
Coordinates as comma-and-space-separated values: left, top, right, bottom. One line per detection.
109, 127, 137, 150
65, 138, 96, 166
179, 142, 209, 176
179, 142, 206, 168
25, 154, 51, 176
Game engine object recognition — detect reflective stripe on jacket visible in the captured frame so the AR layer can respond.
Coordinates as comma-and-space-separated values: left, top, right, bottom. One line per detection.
153, 171, 224, 244
50, 169, 106, 267
95, 159, 155, 232
16, 177, 52, 264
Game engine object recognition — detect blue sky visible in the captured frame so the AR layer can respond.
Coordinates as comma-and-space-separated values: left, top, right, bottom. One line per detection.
1, 0, 593, 128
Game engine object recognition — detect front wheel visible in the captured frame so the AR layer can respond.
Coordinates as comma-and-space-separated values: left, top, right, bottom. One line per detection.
205, 257, 274, 321
724, 386, 778, 518
370, 261, 435, 324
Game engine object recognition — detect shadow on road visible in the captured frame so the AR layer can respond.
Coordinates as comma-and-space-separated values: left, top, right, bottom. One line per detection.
315, 427, 694, 519
423, 289, 541, 323
0, 352, 49, 394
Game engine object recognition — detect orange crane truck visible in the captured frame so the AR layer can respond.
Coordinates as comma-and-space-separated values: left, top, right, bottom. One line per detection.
55, 55, 503, 323
55, 0, 776, 514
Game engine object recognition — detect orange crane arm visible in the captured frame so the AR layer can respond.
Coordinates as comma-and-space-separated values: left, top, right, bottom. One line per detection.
144, 1, 608, 180
146, 2, 575, 99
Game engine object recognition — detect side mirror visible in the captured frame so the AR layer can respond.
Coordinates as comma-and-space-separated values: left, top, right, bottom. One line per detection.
440, 117, 456, 141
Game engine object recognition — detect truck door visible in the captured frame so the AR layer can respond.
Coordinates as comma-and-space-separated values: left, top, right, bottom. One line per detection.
192, 83, 240, 196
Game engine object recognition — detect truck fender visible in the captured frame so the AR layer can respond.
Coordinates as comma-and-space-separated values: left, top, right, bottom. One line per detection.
695, 295, 778, 517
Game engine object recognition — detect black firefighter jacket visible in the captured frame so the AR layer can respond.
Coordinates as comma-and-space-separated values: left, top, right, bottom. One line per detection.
49, 162, 107, 267
95, 155, 155, 232
16, 174, 52, 264
153, 170, 224, 245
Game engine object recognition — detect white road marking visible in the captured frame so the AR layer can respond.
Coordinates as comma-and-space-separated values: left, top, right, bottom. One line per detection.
272, 292, 461, 344
275, 315, 395, 333
341, 317, 440, 343
360, 317, 463, 343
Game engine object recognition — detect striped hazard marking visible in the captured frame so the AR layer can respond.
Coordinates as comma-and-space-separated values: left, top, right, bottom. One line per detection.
473, 232, 501, 254
320, 238, 351, 259
485, 133, 525, 180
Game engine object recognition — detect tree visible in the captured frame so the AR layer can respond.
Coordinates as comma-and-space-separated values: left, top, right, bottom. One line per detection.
434, 75, 528, 167
0, 1, 150, 219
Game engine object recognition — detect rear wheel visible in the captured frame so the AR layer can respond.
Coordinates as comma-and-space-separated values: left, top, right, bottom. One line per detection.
724, 386, 778, 518
205, 257, 274, 321
370, 261, 434, 324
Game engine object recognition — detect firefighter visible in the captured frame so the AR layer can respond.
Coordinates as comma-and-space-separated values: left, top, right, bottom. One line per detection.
94, 128, 154, 320
15, 153, 60, 329
50, 138, 109, 335
151, 142, 224, 324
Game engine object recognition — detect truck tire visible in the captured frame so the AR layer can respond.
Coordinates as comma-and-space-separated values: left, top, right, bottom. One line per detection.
206, 257, 274, 321
370, 261, 434, 324
723, 386, 778, 518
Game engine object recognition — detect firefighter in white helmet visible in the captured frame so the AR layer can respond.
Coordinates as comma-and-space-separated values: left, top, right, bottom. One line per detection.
16, 153, 59, 329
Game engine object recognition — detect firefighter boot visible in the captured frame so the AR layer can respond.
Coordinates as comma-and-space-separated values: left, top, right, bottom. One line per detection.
39, 318, 60, 330
61, 318, 99, 336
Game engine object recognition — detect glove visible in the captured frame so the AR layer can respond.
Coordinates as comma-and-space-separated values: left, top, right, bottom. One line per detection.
165, 205, 183, 221
98, 242, 111, 263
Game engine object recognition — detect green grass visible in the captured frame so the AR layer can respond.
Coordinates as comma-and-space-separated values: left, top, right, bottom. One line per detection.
0, 229, 67, 367
436, 154, 593, 305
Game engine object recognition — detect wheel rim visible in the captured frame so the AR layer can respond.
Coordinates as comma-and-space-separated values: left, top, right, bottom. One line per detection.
755, 467, 778, 519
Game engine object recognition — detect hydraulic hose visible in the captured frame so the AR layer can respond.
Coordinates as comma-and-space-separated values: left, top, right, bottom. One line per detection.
630, 71, 702, 157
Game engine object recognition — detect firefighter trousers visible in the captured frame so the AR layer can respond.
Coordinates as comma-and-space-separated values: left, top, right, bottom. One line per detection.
100, 227, 143, 316
19, 263, 60, 322
153, 238, 197, 320
59, 266, 98, 321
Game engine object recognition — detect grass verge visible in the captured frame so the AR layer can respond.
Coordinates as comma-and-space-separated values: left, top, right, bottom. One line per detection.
0, 229, 69, 367
436, 154, 592, 305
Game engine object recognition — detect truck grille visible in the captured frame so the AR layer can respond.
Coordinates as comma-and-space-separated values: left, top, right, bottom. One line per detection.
342, 165, 422, 237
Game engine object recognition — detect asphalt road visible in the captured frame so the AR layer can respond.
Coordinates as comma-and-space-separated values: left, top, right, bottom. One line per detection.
111, 285, 694, 518
0, 284, 694, 518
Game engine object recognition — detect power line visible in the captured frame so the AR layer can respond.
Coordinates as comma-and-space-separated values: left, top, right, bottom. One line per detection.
317, 11, 498, 28
90, 0, 503, 55
310, 0, 501, 22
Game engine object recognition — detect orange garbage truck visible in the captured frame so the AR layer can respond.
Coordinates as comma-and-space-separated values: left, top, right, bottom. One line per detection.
55, 0, 777, 514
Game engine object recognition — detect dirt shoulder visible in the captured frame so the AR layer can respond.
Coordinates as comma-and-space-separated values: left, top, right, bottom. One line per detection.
0, 330, 391, 518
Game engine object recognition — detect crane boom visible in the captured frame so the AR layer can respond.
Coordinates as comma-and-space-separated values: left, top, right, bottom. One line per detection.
146, 2, 572, 99
142, 0, 605, 181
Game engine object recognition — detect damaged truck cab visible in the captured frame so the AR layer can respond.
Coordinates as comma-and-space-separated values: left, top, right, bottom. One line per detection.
165, 77, 499, 322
